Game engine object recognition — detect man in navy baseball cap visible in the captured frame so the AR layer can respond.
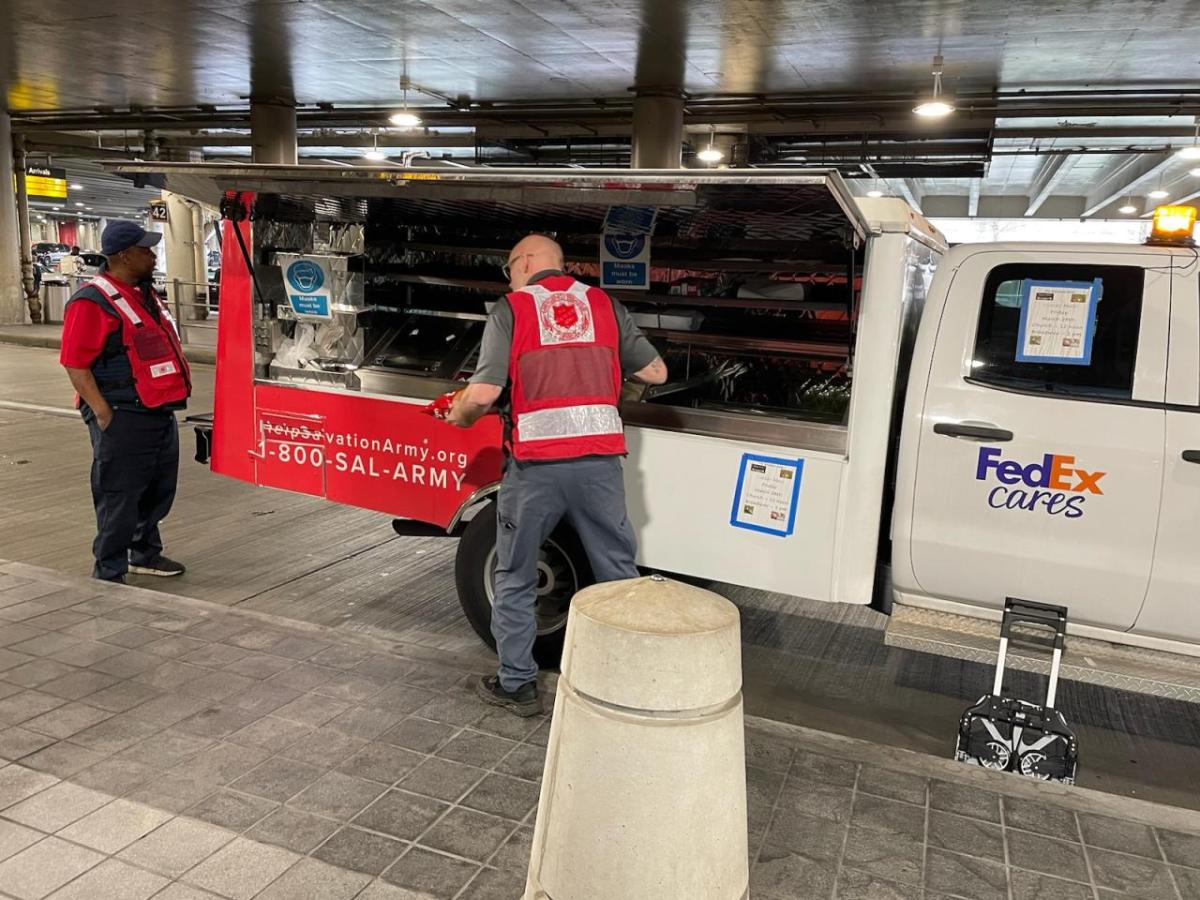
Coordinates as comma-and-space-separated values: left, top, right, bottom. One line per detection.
101, 220, 162, 258
60, 218, 189, 584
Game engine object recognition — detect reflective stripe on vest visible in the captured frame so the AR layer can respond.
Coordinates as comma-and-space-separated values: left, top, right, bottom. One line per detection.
516, 403, 622, 442
90, 275, 144, 327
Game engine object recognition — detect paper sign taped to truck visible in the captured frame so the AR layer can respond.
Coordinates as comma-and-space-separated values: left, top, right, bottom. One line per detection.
730, 453, 804, 536
1016, 278, 1101, 365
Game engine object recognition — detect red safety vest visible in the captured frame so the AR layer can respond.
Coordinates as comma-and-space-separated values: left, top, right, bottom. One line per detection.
83, 274, 191, 409
507, 276, 626, 461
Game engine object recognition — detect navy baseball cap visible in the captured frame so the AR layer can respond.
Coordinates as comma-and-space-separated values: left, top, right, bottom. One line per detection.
101, 221, 162, 257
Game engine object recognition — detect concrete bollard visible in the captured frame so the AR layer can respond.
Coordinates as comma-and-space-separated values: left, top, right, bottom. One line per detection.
524, 575, 749, 900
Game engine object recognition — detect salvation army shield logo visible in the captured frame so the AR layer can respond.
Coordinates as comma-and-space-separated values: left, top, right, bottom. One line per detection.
537, 291, 594, 345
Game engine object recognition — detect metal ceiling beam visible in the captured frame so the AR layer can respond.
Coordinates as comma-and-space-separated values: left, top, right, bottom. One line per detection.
10, 88, 1200, 134
1082, 151, 1174, 218
1025, 154, 1077, 216
968, 180, 981, 217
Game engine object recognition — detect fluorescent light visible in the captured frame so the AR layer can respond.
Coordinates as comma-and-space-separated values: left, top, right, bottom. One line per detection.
74, 201, 84, 207
389, 111, 421, 128
913, 99, 955, 118
1118, 203, 1138, 214
69, 182, 83, 189
1177, 145, 1200, 160
1149, 189, 1170, 199
364, 149, 386, 161
1190, 167, 1200, 177
866, 189, 885, 198
697, 147, 723, 163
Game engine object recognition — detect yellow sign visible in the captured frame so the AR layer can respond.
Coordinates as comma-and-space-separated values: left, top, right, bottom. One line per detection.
24, 166, 68, 200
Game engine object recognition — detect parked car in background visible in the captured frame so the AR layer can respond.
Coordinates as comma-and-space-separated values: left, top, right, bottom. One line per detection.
76, 252, 107, 278
32, 241, 69, 270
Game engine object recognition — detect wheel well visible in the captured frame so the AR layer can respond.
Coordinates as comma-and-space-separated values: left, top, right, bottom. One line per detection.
448, 483, 500, 532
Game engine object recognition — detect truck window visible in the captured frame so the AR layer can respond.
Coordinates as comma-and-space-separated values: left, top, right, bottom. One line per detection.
971, 263, 1144, 401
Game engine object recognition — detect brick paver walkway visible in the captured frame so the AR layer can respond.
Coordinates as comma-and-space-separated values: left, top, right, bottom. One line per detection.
0, 560, 1197, 899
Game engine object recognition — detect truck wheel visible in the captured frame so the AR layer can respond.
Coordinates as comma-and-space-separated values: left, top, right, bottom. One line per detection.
454, 501, 594, 668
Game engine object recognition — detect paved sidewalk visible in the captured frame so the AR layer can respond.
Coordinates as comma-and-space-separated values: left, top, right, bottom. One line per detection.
0, 324, 216, 365
0, 560, 1197, 900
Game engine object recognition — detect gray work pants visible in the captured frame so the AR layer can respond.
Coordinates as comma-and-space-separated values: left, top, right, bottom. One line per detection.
491, 455, 638, 691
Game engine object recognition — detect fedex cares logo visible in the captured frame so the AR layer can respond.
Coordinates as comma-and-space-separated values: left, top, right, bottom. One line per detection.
976, 447, 1106, 519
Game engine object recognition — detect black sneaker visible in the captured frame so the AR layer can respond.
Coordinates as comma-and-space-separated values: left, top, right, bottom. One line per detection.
475, 675, 541, 717
128, 556, 186, 577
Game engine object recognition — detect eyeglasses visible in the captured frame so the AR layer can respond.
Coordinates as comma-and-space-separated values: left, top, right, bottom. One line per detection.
501, 252, 534, 279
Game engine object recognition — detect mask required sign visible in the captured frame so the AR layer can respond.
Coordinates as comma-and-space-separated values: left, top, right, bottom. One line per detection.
599, 206, 656, 290
280, 256, 334, 319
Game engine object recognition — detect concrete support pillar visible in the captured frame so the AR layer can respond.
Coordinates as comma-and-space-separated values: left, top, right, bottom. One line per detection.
143, 129, 161, 161
525, 576, 749, 899
13, 138, 39, 322
631, 93, 685, 168
162, 190, 202, 322
251, 100, 297, 164
630, 0, 686, 169
0, 111, 25, 324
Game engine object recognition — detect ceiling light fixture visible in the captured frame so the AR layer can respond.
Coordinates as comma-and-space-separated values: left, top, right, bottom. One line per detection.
74, 201, 84, 207
1118, 197, 1138, 214
913, 54, 955, 118
866, 176, 884, 198
1177, 117, 1200, 159
697, 126, 723, 164
69, 182, 83, 189
364, 132, 386, 162
1148, 171, 1169, 200
1190, 167, 1200, 177
390, 76, 422, 128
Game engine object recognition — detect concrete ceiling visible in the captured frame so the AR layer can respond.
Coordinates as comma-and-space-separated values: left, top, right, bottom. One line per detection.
7, 1, 1200, 219
6, 0, 1200, 106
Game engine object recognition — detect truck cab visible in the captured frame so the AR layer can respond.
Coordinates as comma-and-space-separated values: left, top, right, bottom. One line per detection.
891, 230, 1200, 657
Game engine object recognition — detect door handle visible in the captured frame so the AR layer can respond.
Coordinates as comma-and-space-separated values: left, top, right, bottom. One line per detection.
933, 422, 1014, 442
1182, 450, 1200, 464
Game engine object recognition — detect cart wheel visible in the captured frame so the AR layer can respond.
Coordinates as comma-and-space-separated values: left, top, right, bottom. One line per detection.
454, 501, 593, 669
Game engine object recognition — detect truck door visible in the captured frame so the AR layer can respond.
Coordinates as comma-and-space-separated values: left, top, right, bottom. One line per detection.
1136, 258, 1200, 642
908, 251, 1168, 630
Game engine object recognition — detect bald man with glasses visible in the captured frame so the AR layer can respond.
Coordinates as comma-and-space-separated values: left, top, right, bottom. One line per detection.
447, 234, 667, 716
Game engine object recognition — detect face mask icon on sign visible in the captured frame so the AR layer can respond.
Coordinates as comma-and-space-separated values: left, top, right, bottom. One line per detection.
603, 234, 645, 259
287, 260, 325, 293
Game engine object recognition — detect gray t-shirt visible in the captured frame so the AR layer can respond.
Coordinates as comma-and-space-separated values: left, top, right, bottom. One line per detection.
470, 271, 660, 388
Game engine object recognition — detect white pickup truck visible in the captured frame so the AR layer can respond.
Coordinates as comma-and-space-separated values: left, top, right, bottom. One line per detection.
117, 163, 1200, 698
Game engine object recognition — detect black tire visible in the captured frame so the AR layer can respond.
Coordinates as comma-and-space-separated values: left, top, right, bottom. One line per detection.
454, 501, 594, 669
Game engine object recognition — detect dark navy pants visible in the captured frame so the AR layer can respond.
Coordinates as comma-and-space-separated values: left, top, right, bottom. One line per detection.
84, 408, 179, 581
491, 455, 639, 691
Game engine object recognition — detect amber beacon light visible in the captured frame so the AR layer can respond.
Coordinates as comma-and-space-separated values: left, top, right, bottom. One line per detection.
1147, 205, 1197, 245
